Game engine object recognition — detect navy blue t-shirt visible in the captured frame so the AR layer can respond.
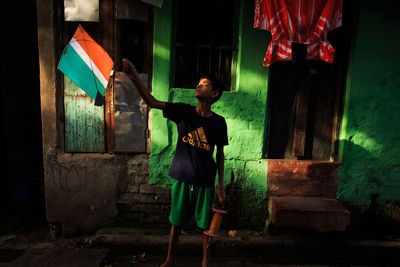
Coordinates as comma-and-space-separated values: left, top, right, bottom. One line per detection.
163, 102, 229, 187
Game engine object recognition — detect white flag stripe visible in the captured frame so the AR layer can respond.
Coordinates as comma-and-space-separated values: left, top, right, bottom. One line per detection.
69, 38, 108, 88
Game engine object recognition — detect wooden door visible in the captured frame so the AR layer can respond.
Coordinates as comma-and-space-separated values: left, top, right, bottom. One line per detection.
265, 0, 358, 160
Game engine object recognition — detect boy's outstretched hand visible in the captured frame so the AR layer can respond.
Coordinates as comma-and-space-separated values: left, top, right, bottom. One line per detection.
122, 58, 139, 81
121, 58, 165, 110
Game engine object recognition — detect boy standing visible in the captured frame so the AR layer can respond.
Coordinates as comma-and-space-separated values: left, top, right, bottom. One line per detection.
123, 59, 228, 267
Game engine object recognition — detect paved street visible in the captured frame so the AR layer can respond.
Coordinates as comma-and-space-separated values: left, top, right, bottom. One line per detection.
1, 226, 400, 267
2, 248, 399, 267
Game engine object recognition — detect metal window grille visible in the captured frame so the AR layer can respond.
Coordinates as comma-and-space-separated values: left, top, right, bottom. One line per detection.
174, 0, 237, 90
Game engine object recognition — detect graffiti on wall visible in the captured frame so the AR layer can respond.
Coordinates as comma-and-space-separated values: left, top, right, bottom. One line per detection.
51, 164, 94, 192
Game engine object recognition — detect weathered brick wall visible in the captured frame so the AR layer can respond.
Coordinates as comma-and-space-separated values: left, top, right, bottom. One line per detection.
117, 159, 268, 230
114, 153, 400, 234
116, 155, 171, 228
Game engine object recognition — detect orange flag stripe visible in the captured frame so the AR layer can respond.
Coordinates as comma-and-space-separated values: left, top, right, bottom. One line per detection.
72, 25, 113, 81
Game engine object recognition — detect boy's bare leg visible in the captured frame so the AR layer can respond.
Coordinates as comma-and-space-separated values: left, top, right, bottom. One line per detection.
160, 225, 182, 267
202, 234, 211, 267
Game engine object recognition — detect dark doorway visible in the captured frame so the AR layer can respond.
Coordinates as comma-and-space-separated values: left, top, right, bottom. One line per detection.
174, 0, 238, 90
265, 1, 359, 161
1, 1, 46, 233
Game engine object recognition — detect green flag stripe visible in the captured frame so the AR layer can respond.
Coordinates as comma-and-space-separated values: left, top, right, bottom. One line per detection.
58, 44, 106, 99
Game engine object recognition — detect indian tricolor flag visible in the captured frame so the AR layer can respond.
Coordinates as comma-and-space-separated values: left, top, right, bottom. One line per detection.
58, 25, 114, 105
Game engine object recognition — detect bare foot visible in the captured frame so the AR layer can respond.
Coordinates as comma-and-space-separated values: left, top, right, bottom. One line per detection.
202, 259, 209, 267
159, 260, 174, 267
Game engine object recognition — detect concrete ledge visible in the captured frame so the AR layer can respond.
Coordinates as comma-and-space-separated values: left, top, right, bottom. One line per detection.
268, 196, 350, 232
267, 160, 339, 198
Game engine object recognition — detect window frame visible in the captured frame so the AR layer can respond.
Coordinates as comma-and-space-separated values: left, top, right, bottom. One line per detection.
60, 0, 152, 154
171, 0, 240, 91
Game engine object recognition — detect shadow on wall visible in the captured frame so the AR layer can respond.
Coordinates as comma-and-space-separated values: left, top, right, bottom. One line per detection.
222, 168, 268, 230
338, 139, 400, 237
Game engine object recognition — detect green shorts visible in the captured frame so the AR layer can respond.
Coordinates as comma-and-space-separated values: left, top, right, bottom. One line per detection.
169, 180, 215, 230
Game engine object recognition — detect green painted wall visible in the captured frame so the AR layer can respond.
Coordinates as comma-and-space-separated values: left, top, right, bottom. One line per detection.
338, 1, 400, 204
150, 0, 270, 227
151, 0, 400, 225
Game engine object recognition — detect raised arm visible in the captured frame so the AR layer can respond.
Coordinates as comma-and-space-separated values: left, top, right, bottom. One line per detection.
122, 58, 165, 110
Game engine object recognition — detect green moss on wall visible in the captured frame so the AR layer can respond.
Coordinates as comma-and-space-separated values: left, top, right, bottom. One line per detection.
338, 1, 400, 204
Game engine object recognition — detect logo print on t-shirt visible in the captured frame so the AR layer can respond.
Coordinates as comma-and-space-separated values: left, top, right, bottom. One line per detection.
182, 127, 211, 151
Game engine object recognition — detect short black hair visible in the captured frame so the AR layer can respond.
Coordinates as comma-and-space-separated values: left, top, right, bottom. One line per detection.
199, 75, 223, 103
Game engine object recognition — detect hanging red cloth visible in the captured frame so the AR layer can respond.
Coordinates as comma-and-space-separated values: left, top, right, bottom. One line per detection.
254, 0, 342, 67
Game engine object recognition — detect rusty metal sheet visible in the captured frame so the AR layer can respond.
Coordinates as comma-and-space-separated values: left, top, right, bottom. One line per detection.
114, 71, 148, 152
64, 76, 105, 152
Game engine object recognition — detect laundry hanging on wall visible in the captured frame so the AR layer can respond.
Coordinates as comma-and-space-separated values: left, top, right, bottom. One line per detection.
58, 25, 114, 106
254, 0, 342, 67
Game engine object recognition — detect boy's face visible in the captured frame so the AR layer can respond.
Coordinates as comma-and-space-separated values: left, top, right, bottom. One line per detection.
195, 78, 218, 101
